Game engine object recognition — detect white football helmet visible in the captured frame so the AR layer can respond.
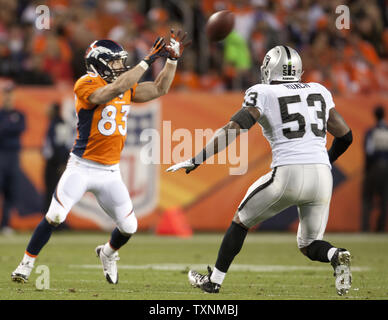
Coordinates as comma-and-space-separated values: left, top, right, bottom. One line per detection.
260, 45, 303, 84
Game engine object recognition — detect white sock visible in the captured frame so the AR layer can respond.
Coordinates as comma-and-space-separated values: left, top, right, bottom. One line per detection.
22, 253, 36, 265
210, 267, 226, 285
328, 247, 337, 261
102, 242, 116, 257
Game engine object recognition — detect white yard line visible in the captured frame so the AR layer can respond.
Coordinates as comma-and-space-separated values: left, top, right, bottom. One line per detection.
68, 263, 369, 272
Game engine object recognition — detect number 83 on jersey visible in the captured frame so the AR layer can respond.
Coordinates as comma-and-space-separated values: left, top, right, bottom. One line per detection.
97, 104, 130, 136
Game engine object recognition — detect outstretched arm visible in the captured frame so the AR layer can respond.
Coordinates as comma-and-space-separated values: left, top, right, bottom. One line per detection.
167, 107, 260, 173
193, 120, 242, 164
88, 37, 167, 105
133, 30, 191, 103
132, 59, 177, 102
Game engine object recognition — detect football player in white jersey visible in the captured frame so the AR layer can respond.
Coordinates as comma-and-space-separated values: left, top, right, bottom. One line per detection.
167, 45, 353, 296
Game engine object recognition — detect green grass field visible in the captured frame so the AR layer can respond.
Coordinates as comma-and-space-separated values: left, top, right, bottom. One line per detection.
1, 231, 388, 300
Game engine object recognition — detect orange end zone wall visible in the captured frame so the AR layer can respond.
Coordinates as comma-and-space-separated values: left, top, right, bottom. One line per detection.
1, 86, 387, 232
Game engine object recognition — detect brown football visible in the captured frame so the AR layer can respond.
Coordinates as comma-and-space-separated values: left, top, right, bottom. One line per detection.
205, 10, 235, 42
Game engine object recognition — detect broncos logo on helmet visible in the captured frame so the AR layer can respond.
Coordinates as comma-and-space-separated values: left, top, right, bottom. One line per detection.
85, 40, 129, 83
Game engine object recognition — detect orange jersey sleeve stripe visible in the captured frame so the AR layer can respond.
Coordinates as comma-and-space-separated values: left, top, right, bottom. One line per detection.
131, 83, 138, 99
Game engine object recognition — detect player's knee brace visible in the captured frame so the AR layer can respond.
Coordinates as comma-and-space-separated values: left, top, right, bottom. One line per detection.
118, 212, 138, 235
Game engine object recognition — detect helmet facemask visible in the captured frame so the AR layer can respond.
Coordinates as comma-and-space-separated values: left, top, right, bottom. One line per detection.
260, 53, 273, 84
260, 63, 270, 84
102, 51, 129, 82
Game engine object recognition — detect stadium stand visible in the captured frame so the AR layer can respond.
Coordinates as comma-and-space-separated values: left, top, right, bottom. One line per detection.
0, 0, 386, 93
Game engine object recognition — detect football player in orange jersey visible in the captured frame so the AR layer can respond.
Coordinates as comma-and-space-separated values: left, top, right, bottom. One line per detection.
11, 30, 191, 284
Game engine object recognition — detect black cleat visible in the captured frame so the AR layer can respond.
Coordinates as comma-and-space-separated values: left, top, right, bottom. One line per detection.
188, 266, 221, 293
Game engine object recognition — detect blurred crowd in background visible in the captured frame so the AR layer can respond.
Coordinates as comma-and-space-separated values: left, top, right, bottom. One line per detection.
0, 0, 387, 94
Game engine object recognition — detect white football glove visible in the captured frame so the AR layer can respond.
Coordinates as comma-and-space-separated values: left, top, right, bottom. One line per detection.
168, 38, 180, 57
165, 29, 191, 60
166, 159, 199, 174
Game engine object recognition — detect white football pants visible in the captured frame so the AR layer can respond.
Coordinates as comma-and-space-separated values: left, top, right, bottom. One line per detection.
46, 153, 137, 234
238, 164, 332, 248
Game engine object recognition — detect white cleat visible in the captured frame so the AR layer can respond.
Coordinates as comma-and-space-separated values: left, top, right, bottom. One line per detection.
331, 249, 352, 296
188, 269, 207, 288
188, 266, 221, 293
11, 261, 34, 283
95, 245, 119, 284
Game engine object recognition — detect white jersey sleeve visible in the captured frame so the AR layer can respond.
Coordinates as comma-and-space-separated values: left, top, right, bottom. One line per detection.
242, 82, 334, 168
241, 85, 267, 116
313, 82, 335, 111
